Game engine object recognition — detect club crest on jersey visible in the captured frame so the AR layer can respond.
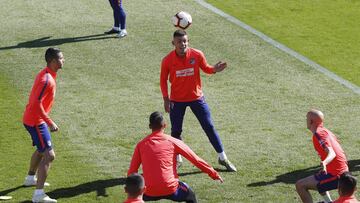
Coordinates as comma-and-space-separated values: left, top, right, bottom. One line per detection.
189, 58, 195, 65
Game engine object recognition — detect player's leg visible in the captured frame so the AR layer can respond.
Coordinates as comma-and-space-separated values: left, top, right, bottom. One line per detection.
31, 123, 57, 202
36, 149, 55, 189
189, 97, 223, 152
190, 97, 237, 172
170, 101, 188, 167
295, 174, 319, 203
118, 0, 126, 30
105, 0, 120, 34
167, 181, 197, 203
29, 150, 42, 174
116, 0, 127, 38
170, 101, 187, 140
23, 124, 47, 187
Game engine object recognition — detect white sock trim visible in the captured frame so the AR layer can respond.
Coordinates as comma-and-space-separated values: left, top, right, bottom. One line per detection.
322, 191, 332, 203
34, 189, 44, 196
218, 152, 228, 161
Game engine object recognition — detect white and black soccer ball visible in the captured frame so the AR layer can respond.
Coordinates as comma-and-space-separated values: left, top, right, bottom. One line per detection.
172, 11, 192, 30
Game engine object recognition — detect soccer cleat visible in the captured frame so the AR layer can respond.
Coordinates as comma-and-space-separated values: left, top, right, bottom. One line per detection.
104, 28, 120, 34
24, 177, 50, 187
218, 158, 237, 172
117, 29, 127, 38
32, 194, 57, 203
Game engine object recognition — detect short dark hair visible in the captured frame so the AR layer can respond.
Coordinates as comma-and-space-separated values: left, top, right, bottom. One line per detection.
125, 173, 144, 197
45, 47, 61, 63
173, 29, 187, 38
339, 172, 357, 196
149, 111, 164, 130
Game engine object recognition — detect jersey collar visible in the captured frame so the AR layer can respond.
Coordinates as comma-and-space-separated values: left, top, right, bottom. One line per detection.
45, 66, 57, 79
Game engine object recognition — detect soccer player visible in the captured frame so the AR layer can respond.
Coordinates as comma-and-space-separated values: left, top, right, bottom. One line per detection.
160, 29, 236, 172
333, 172, 359, 203
124, 173, 146, 203
128, 111, 223, 202
23, 47, 64, 203
296, 109, 349, 203
105, 0, 127, 38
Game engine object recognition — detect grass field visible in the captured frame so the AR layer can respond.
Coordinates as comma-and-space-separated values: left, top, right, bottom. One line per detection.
206, 0, 360, 87
0, 0, 360, 202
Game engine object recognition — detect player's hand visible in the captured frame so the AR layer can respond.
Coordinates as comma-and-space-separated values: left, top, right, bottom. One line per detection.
163, 97, 170, 113
320, 161, 327, 174
49, 121, 59, 132
214, 61, 227, 73
217, 176, 224, 183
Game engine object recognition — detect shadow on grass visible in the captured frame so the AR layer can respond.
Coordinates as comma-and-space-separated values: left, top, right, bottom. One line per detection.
0, 185, 25, 196
247, 159, 360, 187
1, 178, 125, 203
0, 34, 116, 50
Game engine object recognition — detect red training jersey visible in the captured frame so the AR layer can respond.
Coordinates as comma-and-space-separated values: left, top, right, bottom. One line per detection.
160, 48, 215, 102
312, 125, 348, 176
123, 197, 145, 203
127, 130, 220, 197
333, 195, 360, 203
23, 67, 57, 126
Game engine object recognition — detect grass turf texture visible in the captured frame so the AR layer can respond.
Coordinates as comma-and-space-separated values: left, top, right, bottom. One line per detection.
206, 0, 360, 87
0, 0, 360, 202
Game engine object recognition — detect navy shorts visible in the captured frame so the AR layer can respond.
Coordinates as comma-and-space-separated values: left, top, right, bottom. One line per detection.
143, 181, 197, 203
24, 123, 53, 153
314, 171, 339, 194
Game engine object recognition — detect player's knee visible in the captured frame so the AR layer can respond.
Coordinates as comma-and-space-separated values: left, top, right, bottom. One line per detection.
45, 150, 55, 162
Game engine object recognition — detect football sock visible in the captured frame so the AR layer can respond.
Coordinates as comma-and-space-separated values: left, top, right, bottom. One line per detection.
27, 175, 35, 180
218, 152, 228, 161
112, 27, 120, 31
322, 191, 332, 203
177, 155, 183, 162
34, 189, 44, 196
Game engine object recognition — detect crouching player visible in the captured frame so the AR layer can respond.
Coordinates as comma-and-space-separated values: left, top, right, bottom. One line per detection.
296, 109, 349, 203
128, 111, 223, 202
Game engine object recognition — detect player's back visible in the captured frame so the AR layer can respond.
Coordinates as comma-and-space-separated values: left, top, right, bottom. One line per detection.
137, 131, 179, 196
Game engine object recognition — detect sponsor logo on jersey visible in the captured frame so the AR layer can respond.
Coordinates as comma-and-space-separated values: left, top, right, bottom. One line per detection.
176, 68, 194, 77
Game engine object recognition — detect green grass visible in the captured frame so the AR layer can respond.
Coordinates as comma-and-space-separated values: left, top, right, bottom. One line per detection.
1, 0, 360, 202
206, 0, 360, 86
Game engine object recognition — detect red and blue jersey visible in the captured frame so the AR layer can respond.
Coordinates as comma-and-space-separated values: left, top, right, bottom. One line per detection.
23, 67, 57, 126
312, 125, 348, 176
160, 48, 215, 102
128, 130, 220, 197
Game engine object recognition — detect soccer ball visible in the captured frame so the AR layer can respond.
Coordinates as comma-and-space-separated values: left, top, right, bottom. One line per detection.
172, 11, 192, 30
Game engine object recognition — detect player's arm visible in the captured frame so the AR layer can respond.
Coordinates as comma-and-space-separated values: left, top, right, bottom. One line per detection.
198, 51, 227, 74
32, 78, 58, 131
320, 146, 336, 174
173, 139, 223, 182
160, 58, 170, 113
127, 144, 141, 176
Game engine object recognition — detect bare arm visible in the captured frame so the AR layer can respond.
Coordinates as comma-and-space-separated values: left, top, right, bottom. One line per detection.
320, 147, 336, 174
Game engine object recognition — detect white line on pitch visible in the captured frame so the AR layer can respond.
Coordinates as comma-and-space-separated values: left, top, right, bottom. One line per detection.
194, 0, 360, 95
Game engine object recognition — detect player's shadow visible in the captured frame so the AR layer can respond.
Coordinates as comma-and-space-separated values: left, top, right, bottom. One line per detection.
247, 159, 360, 187
18, 177, 125, 203
0, 185, 25, 196
0, 34, 115, 50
